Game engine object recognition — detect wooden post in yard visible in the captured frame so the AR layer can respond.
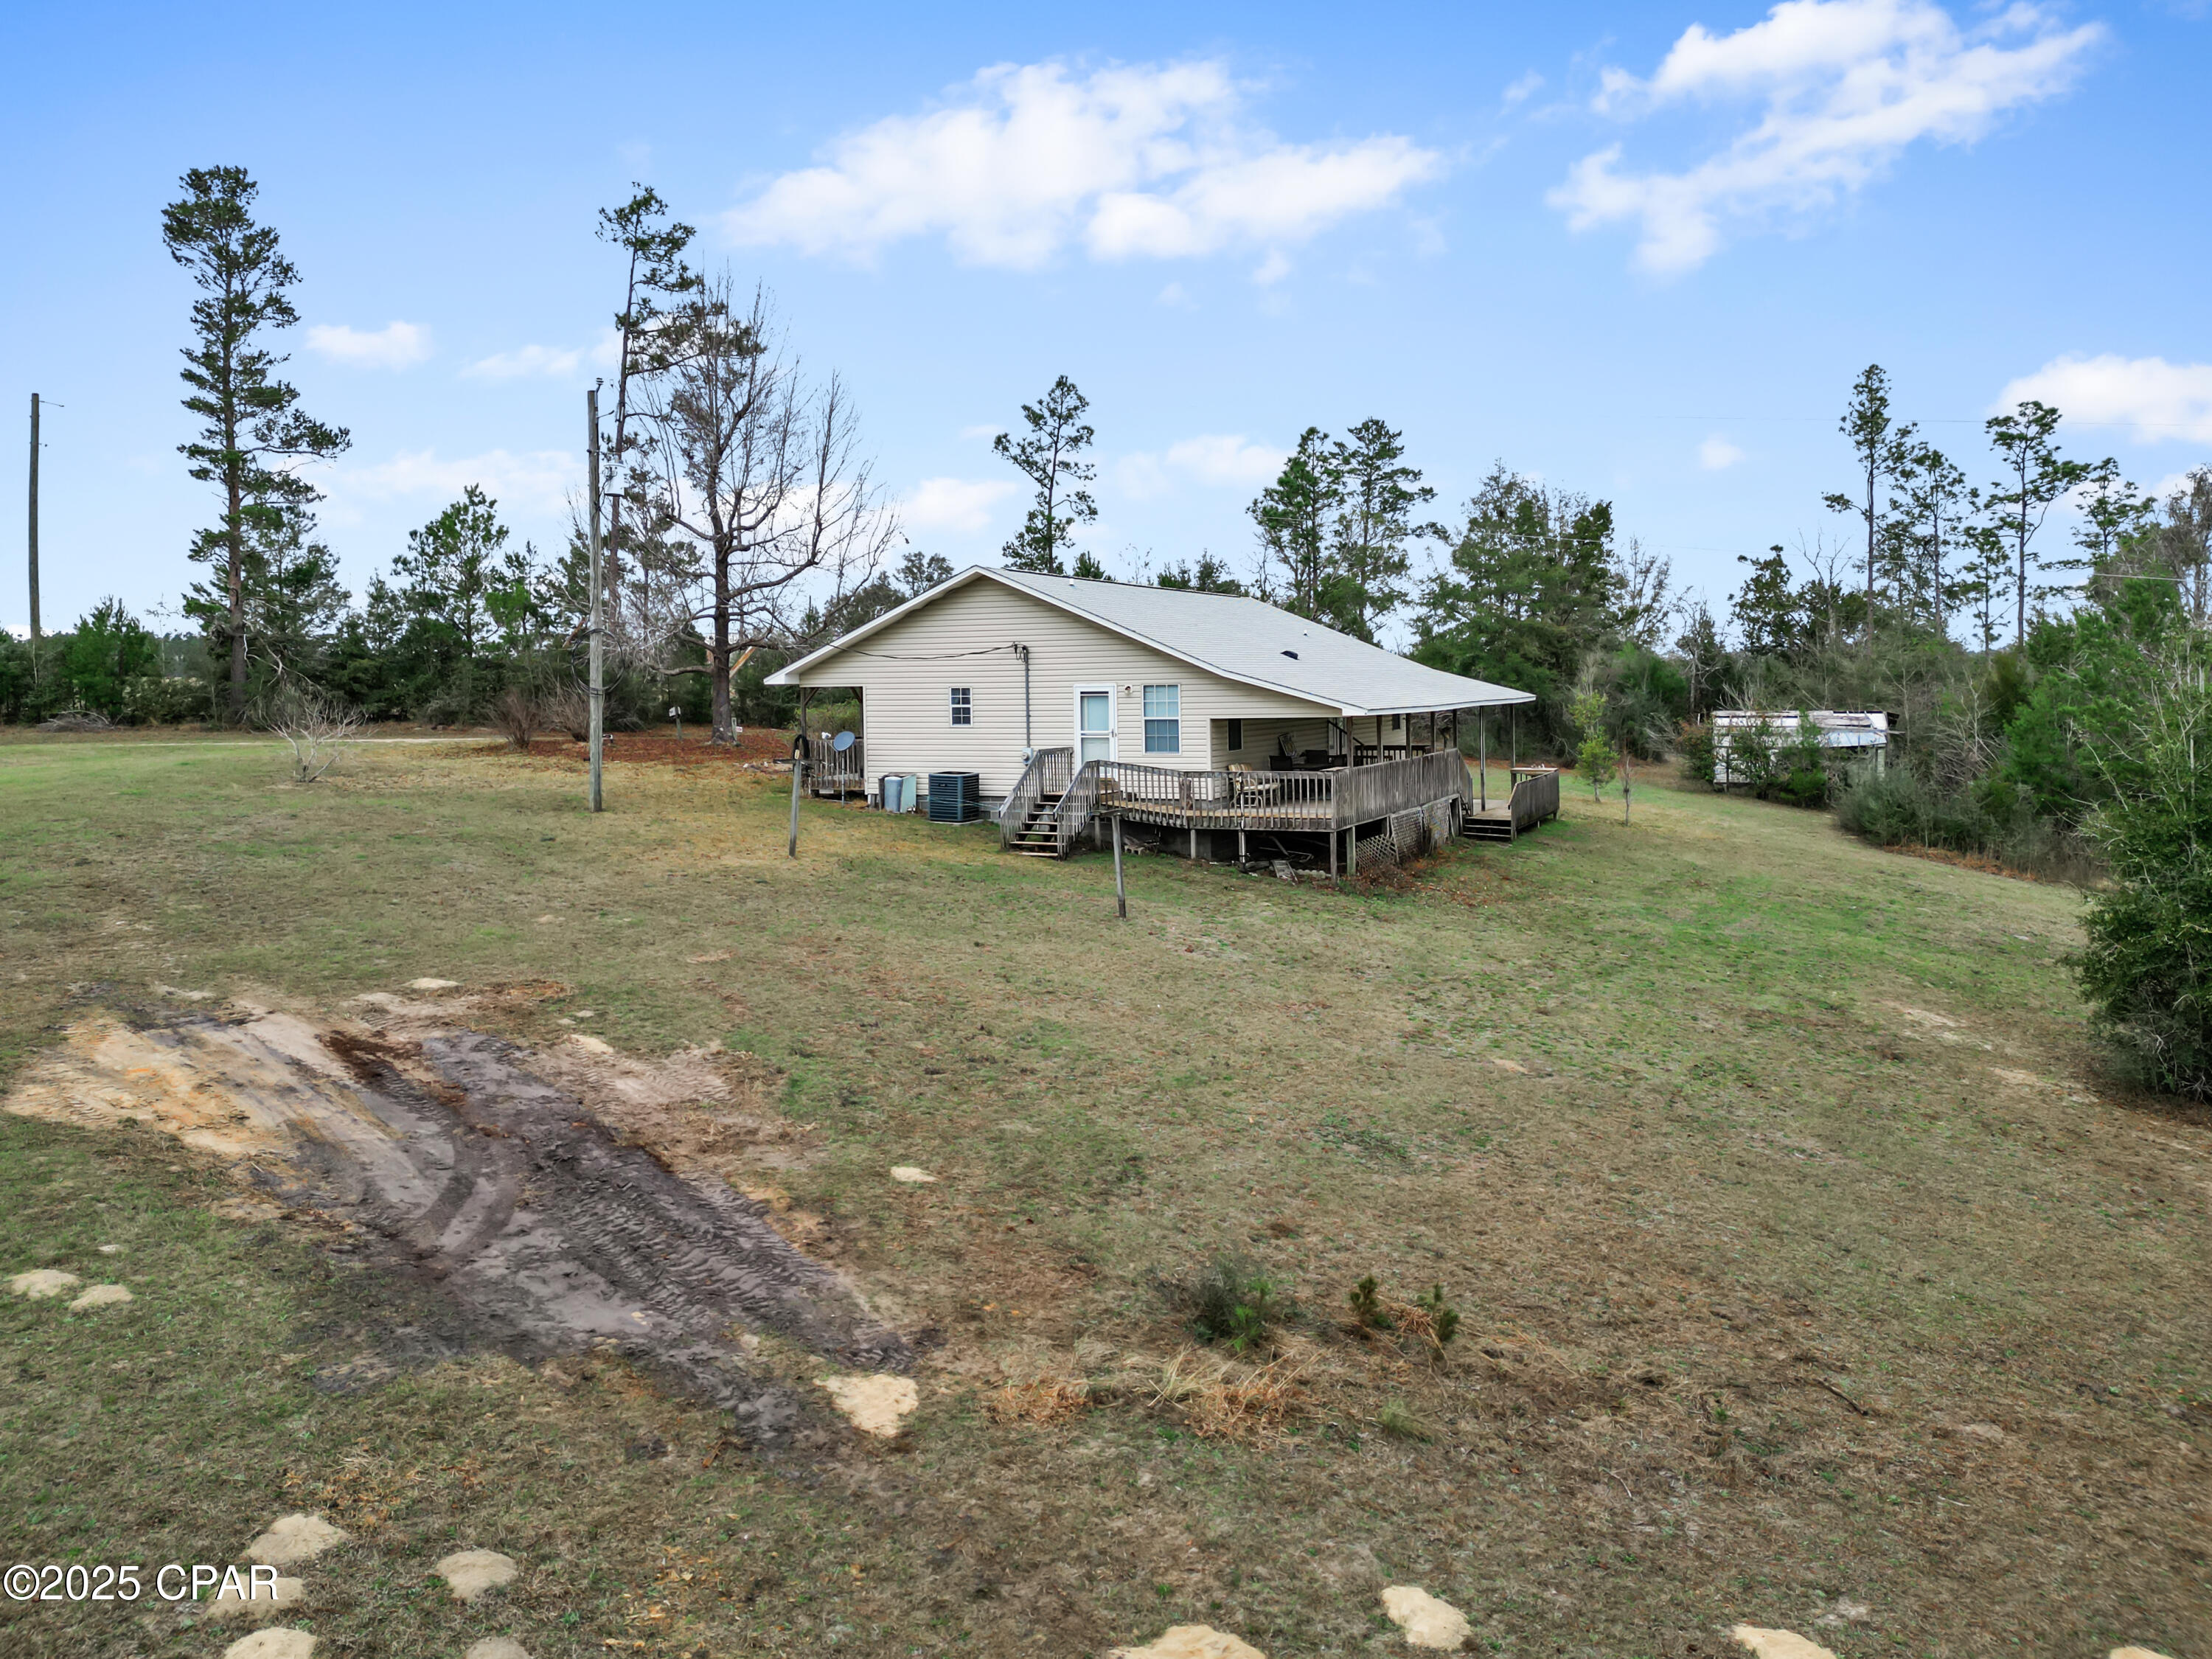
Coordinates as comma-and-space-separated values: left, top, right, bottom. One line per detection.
1112, 812, 1127, 919
26, 392, 41, 679
787, 687, 807, 858
586, 386, 605, 813
787, 752, 804, 857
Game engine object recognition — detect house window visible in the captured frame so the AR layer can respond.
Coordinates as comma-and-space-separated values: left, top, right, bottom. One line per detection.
1142, 684, 1180, 754
949, 686, 972, 726
1225, 719, 1244, 752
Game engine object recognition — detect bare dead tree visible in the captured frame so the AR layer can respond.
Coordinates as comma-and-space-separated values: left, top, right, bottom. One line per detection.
1610, 535, 1674, 649
639, 277, 897, 742
262, 682, 362, 782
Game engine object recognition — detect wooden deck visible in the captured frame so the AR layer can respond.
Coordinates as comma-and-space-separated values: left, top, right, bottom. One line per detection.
1000, 747, 1501, 868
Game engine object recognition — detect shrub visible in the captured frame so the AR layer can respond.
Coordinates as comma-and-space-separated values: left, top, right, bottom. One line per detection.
119, 675, 212, 726
1160, 1257, 1287, 1354
1677, 720, 1717, 786
1833, 767, 2096, 881
1721, 712, 1830, 808
493, 686, 538, 751
2076, 649, 2212, 1098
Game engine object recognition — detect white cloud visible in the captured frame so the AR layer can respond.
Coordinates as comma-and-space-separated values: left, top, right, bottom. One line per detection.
463, 330, 619, 380
464, 344, 582, 380
306, 321, 431, 369
1156, 280, 1194, 307
1996, 353, 2212, 445
1699, 434, 1746, 470
330, 448, 581, 519
724, 58, 1442, 269
903, 476, 1019, 534
1503, 70, 1545, 106
957, 423, 1004, 440
1118, 434, 1285, 500
1552, 0, 2102, 274
1251, 249, 1292, 286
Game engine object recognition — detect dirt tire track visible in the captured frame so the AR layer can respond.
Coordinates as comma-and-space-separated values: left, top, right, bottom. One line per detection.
11, 1009, 910, 1444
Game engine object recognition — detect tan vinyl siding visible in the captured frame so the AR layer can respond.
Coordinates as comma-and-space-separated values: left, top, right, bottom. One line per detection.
789, 580, 1328, 798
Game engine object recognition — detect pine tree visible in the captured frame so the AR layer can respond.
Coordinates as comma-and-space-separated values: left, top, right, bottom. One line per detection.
995, 376, 1096, 575
1248, 429, 1338, 618
161, 167, 350, 720
1822, 364, 1898, 625
1984, 400, 2089, 645
1324, 419, 1439, 640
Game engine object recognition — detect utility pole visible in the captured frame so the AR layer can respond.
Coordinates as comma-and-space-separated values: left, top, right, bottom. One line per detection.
27, 393, 40, 680
586, 386, 605, 813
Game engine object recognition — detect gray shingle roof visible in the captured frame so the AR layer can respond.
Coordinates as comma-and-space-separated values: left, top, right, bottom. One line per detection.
770, 565, 1533, 716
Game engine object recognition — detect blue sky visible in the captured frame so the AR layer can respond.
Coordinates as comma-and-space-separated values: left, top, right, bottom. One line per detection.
5, 0, 2208, 645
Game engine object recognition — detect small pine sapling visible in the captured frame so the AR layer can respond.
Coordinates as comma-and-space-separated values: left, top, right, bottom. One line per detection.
1414, 1284, 1461, 1348
1349, 1274, 1392, 1330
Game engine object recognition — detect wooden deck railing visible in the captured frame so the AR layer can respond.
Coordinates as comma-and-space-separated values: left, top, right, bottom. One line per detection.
1337, 749, 1473, 826
810, 736, 866, 796
1036, 748, 1472, 851
1506, 765, 1560, 834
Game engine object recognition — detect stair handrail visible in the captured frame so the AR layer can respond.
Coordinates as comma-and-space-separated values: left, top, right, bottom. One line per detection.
1000, 745, 1074, 849
1050, 758, 1107, 855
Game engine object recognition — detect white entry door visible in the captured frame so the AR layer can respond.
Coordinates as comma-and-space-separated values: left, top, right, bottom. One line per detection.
1075, 686, 1115, 765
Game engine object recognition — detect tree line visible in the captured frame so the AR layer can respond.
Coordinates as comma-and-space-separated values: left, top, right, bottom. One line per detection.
1, 171, 906, 738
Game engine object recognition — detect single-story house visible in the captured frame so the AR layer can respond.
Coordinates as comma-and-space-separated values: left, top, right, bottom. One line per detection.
767, 565, 1549, 870
1711, 709, 1890, 787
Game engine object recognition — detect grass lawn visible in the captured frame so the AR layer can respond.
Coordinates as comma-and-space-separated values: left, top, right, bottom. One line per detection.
1, 731, 2205, 1658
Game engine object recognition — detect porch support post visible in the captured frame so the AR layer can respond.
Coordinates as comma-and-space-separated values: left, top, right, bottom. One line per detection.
1112, 813, 1127, 919
1329, 820, 1338, 883
1479, 709, 1488, 811
1238, 829, 1247, 863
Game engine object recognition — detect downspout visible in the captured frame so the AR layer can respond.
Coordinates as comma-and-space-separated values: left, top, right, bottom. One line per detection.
1016, 644, 1031, 754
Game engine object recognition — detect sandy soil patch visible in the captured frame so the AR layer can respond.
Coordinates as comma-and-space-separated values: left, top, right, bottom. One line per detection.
1731, 1628, 1837, 1659
464, 1640, 533, 1659
220, 1631, 317, 1659
209, 1575, 306, 1618
818, 1374, 919, 1436
7, 1269, 80, 1298
245, 1514, 349, 1568
1380, 1585, 1472, 1648
1110, 1627, 1269, 1659
889, 1166, 936, 1183
69, 1283, 131, 1310
434, 1548, 518, 1601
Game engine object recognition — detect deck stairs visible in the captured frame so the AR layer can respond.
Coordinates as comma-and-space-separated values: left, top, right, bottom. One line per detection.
1459, 765, 1560, 844
1461, 807, 1516, 844
1006, 790, 1068, 857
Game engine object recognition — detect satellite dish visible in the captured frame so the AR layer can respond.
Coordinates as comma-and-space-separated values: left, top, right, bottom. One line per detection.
832, 730, 858, 752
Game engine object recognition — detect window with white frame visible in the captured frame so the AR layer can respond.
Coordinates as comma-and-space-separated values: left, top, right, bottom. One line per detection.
949, 686, 972, 726
1142, 684, 1180, 754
